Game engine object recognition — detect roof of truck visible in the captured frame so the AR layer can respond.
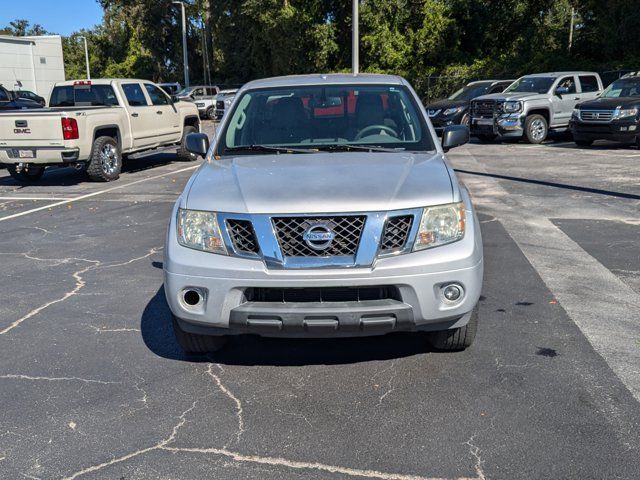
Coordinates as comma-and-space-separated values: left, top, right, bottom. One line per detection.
54, 79, 149, 86
243, 73, 407, 90
522, 72, 599, 77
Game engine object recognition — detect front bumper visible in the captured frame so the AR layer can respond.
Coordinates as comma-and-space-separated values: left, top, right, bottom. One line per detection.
470, 114, 524, 138
570, 119, 639, 142
164, 199, 484, 338
0, 147, 80, 165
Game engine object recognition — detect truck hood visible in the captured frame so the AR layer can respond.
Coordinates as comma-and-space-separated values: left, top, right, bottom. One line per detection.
185, 151, 454, 214
473, 92, 545, 102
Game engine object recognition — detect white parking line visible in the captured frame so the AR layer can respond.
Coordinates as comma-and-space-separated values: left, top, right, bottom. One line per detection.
454, 147, 640, 402
0, 196, 75, 201
0, 165, 199, 223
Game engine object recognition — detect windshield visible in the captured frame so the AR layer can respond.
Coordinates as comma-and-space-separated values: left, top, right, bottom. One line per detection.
504, 76, 555, 94
448, 84, 489, 101
49, 85, 119, 107
217, 84, 433, 155
175, 87, 194, 96
601, 78, 640, 98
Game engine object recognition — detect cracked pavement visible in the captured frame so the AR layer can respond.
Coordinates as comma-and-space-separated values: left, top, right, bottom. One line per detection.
1, 125, 639, 479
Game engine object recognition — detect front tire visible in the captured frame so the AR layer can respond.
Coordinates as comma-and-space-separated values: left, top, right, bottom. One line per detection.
172, 315, 228, 354
206, 106, 215, 120
7, 165, 45, 183
86, 136, 121, 182
524, 114, 548, 144
176, 125, 199, 162
428, 308, 478, 351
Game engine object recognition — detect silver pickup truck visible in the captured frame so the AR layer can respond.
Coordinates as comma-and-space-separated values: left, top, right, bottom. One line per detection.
164, 74, 483, 355
470, 72, 603, 143
0, 79, 200, 182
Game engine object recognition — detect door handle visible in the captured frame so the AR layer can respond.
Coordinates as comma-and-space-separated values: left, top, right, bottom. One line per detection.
574, 97, 580, 100
131, 113, 139, 117
156, 111, 163, 115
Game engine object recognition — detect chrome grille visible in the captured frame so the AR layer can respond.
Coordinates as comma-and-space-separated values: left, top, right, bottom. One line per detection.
216, 100, 224, 109
471, 100, 496, 118
272, 216, 366, 257
580, 110, 614, 122
226, 219, 260, 254
380, 215, 413, 251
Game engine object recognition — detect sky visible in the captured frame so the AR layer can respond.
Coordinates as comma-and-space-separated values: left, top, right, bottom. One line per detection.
1, 0, 104, 36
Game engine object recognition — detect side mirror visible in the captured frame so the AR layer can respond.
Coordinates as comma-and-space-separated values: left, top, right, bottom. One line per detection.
441, 125, 469, 152
185, 133, 210, 158
555, 86, 569, 96
170, 95, 178, 103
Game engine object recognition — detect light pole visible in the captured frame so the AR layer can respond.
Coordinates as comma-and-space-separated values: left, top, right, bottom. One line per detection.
78, 35, 90, 79
173, 0, 190, 88
352, 0, 359, 75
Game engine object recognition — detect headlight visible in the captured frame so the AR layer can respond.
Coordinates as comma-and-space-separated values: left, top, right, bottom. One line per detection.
503, 101, 522, 113
572, 108, 580, 118
177, 209, 227, 254
413, 202, 466, 251
224, 98, 233, 106
613, 107, 638, 119
443, 107, 461, 116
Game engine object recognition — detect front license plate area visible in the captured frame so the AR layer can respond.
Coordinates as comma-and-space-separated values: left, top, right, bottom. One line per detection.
474, 118, 493, 126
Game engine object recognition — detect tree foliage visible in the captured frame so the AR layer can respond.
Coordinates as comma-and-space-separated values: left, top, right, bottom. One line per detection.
2, 0, 639, 96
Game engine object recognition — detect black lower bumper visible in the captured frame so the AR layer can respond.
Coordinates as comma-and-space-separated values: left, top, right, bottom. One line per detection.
571, 121, 639, 143
176, 300, 474, 338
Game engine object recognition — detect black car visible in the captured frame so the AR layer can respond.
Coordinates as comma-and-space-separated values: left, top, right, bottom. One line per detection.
570, 72, 640, 147
425, 80, 514, 134
12, 89, 46, 106
0, 85, 42, 110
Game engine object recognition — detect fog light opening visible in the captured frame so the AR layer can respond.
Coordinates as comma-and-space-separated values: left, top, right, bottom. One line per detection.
183, 289, 202, 307
442, 283, 464, 303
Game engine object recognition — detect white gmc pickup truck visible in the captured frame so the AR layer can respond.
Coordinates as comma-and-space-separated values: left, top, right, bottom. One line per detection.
0, 79, 200, 182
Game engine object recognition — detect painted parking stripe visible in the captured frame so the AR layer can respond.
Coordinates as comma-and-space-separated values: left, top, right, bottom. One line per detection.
454, 146, 640, 402
0, 196, 75, 201
0, 165, 199, 223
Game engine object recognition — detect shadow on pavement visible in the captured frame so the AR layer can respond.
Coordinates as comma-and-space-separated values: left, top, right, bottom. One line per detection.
141, 285, 435, 366
0, 151, 183, 188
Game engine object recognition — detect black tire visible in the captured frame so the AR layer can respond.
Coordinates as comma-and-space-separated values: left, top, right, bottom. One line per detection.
476, 133, 497, 143
574, 139, 593, 147
206, 106, 215, 120
172, 315, 228, 354
7, 165, 45, 183
176, 125, 199, 161
428, 308, 478, 351
86, 136, 121, 182
524, 114, 548, 144
460, 113, 470, 128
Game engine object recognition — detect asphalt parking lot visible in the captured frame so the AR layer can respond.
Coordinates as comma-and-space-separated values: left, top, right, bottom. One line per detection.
1, 124, 639, 479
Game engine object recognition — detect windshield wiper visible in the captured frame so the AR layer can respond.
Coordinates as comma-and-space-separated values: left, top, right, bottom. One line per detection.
224, 145, 316, 154
317, 144, 405, 153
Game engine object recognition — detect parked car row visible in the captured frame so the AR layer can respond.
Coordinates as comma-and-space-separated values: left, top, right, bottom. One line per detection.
0, 79, 200, 182
0, 85, 44, 110
427, 71, 640, 148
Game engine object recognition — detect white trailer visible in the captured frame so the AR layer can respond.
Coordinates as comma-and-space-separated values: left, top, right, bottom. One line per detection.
0, 35, 65, 101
